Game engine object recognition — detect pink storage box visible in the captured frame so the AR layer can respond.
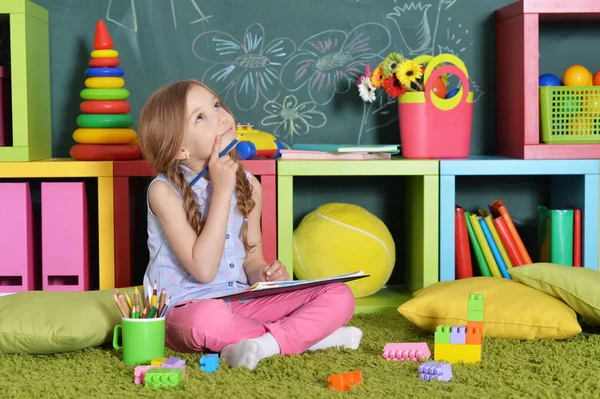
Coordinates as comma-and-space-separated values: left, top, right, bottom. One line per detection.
0, 66, 11, 146
41, 182, 90, 291
0, 183, 36, 292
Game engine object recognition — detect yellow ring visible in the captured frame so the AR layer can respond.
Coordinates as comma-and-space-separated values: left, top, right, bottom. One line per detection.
73, 128, 137, 144
91, 49, 119, 58
85, 77, 125, 89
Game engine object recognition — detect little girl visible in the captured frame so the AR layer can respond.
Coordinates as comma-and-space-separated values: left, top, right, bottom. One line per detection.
138, 79, 362, 370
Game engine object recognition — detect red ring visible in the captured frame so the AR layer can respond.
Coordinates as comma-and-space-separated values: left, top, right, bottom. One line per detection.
80, 100, 131, 114
70, 144, 141, 161
89, 57, 120, 67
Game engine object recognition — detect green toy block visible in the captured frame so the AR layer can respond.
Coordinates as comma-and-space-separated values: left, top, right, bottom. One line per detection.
144, 368, 183, 388
0, 0, 51, 162
468, 309, 484, 322
434, 325, 451, 344
468, 293, 484, 311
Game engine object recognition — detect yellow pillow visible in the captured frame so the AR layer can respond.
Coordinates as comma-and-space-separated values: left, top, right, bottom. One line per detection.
398, 277, 581, 340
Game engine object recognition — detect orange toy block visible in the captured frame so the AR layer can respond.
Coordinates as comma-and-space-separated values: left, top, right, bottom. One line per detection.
467, 320, 483, 332
466, 326, 482, 345
328, 371, 363, 392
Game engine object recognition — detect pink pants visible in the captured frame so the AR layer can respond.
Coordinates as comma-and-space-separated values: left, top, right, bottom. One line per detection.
165, 282, 355, 355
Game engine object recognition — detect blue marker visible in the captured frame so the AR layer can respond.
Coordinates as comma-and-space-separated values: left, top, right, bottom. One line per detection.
190, 135, 243, 187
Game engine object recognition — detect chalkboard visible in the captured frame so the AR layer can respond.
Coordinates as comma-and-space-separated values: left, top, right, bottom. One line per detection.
29, 0, 507, 158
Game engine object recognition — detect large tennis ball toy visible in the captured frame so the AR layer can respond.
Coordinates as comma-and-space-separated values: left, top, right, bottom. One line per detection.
292, 203, 396, 298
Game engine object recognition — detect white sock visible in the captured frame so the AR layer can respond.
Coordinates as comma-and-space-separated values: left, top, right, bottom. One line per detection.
221, 333, 281, 370
308, 326, 363, 351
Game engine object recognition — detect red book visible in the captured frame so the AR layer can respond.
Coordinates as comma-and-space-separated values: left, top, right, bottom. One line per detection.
493, 216, 524, 266
455, 206, 473, 279
490, 199, 532, 265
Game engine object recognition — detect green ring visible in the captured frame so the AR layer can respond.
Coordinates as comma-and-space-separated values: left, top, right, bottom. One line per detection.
76, 114, 133, 128
80, 88, 130, 100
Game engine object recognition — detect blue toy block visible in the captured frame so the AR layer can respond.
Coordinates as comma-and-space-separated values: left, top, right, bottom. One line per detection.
449, 325, 466, 344
163, 357, 186, 368
200, 353, 219, 373
418, 361, 452, 382
439, 157, 600, 281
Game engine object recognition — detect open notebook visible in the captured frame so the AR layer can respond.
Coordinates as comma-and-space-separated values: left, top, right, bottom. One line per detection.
213, 271, 369, 301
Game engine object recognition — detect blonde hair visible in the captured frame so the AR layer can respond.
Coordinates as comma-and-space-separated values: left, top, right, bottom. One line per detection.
139, 80, 256, 252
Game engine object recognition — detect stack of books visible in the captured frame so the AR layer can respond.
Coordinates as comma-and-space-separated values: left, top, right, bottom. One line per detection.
455, 199, 582, 279
279, 144, 400, 160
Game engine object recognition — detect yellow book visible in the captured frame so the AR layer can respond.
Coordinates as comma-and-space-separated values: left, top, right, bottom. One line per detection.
479, 210, 514, 269
468, 213, 502, 278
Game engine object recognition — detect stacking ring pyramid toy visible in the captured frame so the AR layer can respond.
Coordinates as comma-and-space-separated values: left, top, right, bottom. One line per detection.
70, 20, 141, 161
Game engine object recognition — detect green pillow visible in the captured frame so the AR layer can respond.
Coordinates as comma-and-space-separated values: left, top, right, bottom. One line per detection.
510, 263, 600, 325
0, 287, 138, 354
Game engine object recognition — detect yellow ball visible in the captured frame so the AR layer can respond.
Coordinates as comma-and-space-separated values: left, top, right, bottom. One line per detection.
292, 203, 395, 298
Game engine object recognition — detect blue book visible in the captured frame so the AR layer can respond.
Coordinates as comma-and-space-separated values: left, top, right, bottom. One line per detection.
478, 216, 511, 279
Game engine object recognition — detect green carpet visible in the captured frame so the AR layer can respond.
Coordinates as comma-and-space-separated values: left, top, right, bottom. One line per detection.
2, 314, 600, 398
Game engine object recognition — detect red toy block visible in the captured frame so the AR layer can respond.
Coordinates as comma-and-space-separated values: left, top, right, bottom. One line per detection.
41, 182, 89, 291
496, 0, 600, 159
328, 371, 363, 392
0, 183, 35, 292
466, 326, 482, 345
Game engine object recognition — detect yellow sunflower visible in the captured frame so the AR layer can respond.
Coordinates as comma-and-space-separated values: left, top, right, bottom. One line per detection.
371, 65, 384, 89
395, 59, 423, 87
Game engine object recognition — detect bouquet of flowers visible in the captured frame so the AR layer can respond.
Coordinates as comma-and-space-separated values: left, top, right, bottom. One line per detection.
357, 52, 428, 103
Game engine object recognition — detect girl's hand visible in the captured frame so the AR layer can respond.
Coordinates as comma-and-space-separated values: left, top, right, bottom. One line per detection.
208, 135, 238, 196
263, 260, 289, 282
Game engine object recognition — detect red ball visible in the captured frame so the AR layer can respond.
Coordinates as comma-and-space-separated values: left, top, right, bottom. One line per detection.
431, 77, 447, 98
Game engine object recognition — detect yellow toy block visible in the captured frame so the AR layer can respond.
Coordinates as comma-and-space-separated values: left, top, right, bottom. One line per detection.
151, 357, 168, 366
434, 343, 481, 364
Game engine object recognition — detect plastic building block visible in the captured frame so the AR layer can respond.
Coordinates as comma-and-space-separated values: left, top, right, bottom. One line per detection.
144, 368, 183, 388
450, 326, 466, 344
0, 183, 35, 293
434, 325, 451, 344
134, 365, 187, 385
468, 293, 484, 311
382, 342, 430, 362
467, 320, 483, 332
418, 361, 452, 382
151, 357, 167, 366
434, 343, 481, 364
41, 182, 89, 291
162, 357, 185, 367
199, 354, 219, 373
468, 309, 484, 322
328, 371, 363, 392
466, 326, 482, 345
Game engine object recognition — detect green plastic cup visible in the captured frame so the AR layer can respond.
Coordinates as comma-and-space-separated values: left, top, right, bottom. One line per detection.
113, 317, 165, 365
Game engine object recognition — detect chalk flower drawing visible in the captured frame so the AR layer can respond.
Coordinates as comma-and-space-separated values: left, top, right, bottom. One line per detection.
387, 0, 457, 55
280, 23, 391, 105
192, 23, 296, 111
260, 95, 327, 144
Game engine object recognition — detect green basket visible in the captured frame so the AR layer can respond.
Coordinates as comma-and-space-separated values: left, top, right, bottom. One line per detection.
540, 86, 600, 143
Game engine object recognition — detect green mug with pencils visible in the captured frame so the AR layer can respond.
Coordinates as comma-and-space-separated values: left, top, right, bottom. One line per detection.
113, 317, 166, 365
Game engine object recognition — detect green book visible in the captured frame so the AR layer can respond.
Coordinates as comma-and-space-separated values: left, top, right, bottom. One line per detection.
292, 143, 400, 154
537, 205, 574, 266
464, 210, 492, 277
